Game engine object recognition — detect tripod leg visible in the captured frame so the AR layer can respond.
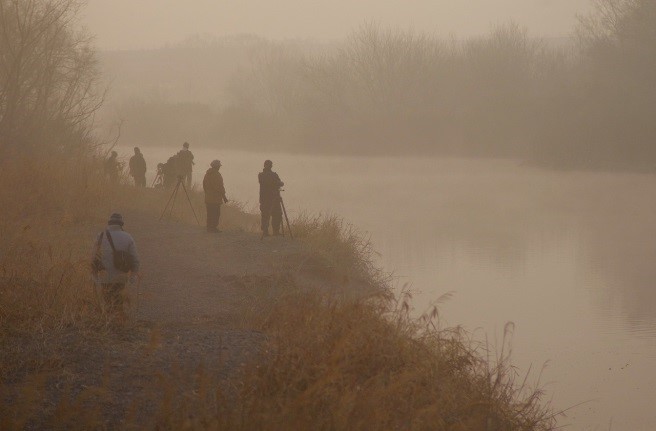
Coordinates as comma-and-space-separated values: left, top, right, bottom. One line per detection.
169, 181, 181, 219
160, 181, 179, 221
280, 200, 286, 238
281, 198, 293, 240
180, 181, 201, 226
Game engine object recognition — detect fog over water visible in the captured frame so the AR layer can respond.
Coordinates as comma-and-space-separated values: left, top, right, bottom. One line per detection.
4, 0, 656, 428
89, 0, 656, 428
119, 146, 656, 430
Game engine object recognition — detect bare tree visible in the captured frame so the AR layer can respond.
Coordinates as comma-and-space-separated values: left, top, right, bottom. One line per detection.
577, 0, 656, 63
0, 0, 103, 155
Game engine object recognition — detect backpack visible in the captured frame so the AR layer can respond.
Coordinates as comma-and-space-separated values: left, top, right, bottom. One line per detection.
105, 230, 134, 273
91, 232, 105, 273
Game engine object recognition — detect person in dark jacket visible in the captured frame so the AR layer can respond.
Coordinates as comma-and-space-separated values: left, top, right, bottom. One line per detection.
177, 142, 195, 188
202, 160, 228, 233
128, 147, 147, 187
162, 155, 178, 188
258, 160, 284, 236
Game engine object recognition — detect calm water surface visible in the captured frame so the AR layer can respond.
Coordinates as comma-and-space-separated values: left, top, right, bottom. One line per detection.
121, 146, 656, 430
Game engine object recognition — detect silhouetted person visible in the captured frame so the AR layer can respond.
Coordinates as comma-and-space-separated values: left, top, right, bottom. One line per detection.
129, 147, 147, 187
104, 151, 121, 183
202, 160, 228, 233
162, 155, 178, 188
153, 163, 165, 188
259, 160, 284, 236
91, 213, 140, 317
177, 141, 194, 188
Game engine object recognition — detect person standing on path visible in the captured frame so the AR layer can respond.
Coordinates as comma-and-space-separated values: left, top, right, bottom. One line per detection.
91, 213, 140, 316
177, 141, 195, 188
104, 151, 121, 183
203, 160, 228, 233
128, 147, 147, 187
258, 160, 284, 237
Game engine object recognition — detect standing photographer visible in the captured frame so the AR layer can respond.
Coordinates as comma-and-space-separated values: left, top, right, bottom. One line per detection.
177, 142, 195, 188
202, 160, 228, 233
129, 147, 147, 187
258, 160, 284, 236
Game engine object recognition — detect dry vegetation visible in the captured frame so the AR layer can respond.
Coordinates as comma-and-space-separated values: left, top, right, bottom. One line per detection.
0, 155, 557, 430
1, 0, 558, 429
0, 154, 250, 334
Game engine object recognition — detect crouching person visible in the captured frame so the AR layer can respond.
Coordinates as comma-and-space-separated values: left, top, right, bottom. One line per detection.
91, 213, 140, 316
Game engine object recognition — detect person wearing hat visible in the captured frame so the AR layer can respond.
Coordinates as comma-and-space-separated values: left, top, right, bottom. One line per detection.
91, 213, 140, 316
258, 160, 284, 236
176, 141, 195, 188
202, 160, 228, 233
128, 147, 147, 187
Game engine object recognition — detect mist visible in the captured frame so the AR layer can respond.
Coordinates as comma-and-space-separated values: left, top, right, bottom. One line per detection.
84, 0, 590, 49
3, 0, 656, 430
99, 1, 656, 171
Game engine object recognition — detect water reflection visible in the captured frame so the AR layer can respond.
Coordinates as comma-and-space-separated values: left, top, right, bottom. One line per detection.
119, 146, 656, 429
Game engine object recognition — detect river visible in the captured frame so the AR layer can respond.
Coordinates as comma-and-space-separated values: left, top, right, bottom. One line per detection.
119, 146, 656, 430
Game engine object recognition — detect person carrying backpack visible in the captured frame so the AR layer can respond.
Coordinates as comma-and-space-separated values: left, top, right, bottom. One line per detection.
91, 213, 140, 315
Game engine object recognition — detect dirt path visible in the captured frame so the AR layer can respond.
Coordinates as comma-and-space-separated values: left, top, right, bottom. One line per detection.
128, 211, 301, 324
10, 212, 309, 429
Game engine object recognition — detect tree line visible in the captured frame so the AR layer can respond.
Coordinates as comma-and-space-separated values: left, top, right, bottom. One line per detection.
3, 0, 655, 171
210, 0, 654, 169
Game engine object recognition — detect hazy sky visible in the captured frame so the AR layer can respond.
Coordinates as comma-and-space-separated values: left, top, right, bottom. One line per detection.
83, 0, 591, 50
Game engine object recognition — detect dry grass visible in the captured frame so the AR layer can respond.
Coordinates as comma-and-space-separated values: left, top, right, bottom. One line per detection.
0, 155, 252, 336
291, 213, 389, 289
0, 155, 557, 430
145, 284, 556, 430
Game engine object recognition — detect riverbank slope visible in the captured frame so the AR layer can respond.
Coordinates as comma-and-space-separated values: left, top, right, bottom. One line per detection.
0, 157, 556, 430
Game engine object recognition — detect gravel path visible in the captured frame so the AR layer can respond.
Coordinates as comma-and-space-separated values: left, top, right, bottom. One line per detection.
5, 212, 307, 429
129, 211, 301, 323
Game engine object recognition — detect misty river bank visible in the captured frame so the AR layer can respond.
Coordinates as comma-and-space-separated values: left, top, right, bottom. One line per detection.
119, 146, 656, 430
3, 155, 557, 429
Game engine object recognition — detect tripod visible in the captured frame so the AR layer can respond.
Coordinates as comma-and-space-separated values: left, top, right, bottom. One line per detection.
151, 169, 163, 188
260, 191, 293, 240
280, 194, 293, 239
159, 176, 200, 225
275, 189, 293, 239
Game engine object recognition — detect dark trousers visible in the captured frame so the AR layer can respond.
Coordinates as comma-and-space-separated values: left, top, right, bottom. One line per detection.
133, 174, 146, 187
101, 283, 126, 313
260, 200, 282, 234
206, 202, 221, 231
